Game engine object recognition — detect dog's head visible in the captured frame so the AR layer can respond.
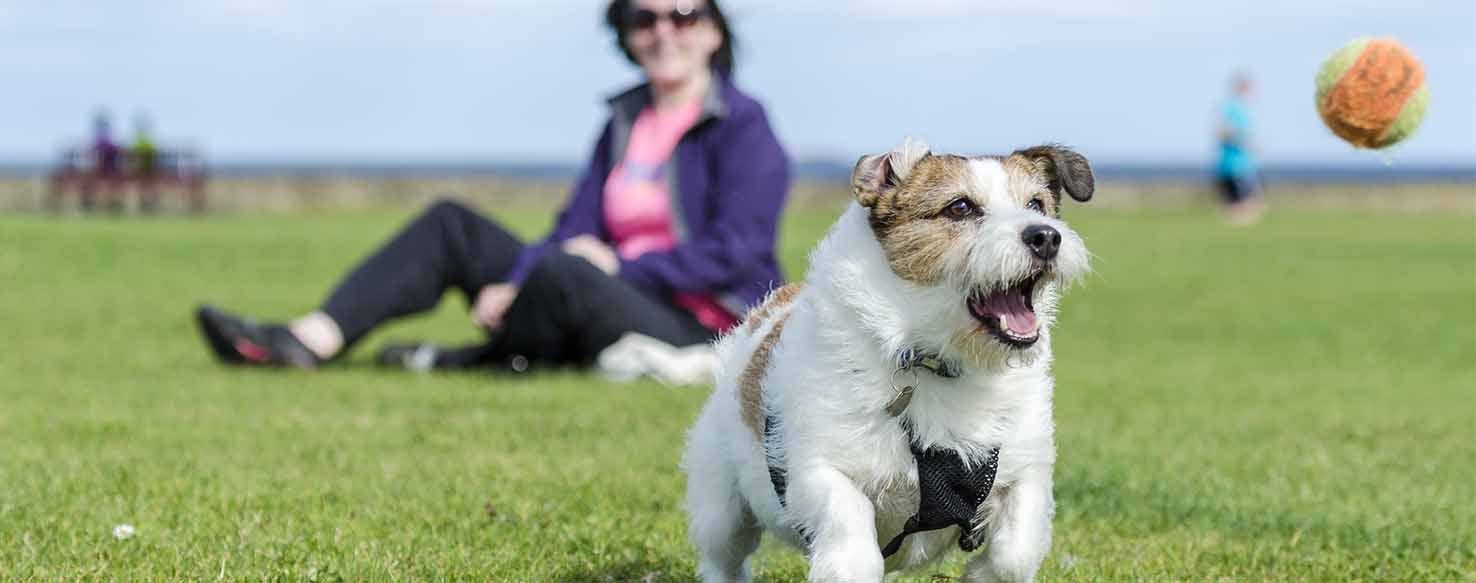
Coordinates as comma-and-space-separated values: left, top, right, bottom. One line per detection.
850, 138, 1093, 364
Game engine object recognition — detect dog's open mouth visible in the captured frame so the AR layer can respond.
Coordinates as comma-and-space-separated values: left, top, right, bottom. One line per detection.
968, 272, 1043, 348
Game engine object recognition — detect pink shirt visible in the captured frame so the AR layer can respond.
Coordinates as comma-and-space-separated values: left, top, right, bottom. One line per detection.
603, 102, 738, 332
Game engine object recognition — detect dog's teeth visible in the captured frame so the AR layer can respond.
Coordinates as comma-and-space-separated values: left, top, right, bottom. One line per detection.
998, 314, 1008, 330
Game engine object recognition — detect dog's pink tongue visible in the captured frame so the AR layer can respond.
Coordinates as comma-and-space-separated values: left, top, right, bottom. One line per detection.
979, 291, 1038, 336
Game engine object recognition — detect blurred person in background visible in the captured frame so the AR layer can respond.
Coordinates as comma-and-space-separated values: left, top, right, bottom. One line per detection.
195, 0, 790, 383
130, 114, 161, 213
1215, 72, 1265, 225
83, 111, 124, 212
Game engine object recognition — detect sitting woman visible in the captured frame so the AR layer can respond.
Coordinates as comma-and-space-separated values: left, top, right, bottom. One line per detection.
195, 0, 789, 378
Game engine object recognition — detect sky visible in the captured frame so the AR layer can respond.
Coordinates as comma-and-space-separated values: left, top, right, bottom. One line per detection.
1, 0, 1473, 165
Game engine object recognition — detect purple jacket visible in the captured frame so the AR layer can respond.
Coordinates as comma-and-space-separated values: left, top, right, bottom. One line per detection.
507, 77, 791, 320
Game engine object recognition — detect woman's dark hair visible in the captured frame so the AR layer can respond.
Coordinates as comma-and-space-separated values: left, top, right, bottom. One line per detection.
605, 0, 735, 77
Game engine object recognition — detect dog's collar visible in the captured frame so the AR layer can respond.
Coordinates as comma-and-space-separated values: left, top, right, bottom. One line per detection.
899, 348, 964, 378
885, 348, 964, 416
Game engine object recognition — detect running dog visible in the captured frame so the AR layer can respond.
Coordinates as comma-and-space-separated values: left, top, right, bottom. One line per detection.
683, 138, 1094, 582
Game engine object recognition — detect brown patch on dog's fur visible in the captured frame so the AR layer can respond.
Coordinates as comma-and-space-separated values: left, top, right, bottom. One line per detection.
865, 155, 978, 284
739, 311, 792, 439
744, 283, 804, 332
1001, 154, 1062, 217
866, 154, 968, 234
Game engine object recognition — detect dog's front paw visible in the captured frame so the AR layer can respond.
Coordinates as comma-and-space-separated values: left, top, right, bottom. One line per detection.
962, 546, 1046, 583
807, 546, 884, 583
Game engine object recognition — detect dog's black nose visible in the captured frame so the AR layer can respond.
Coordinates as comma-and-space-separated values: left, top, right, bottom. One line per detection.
1021, 224, 1061, 261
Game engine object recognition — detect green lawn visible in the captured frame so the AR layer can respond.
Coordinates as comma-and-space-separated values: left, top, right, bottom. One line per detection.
1, 203, 1473, 582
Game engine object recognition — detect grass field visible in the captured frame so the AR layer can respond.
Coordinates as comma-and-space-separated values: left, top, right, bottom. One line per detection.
1, 202, 1473, 582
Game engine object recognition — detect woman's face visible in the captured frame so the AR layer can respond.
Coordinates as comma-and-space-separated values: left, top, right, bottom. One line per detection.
622, 0, 722, 86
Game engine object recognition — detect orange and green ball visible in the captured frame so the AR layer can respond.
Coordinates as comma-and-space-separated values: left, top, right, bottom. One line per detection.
1315, 37, 1429, 149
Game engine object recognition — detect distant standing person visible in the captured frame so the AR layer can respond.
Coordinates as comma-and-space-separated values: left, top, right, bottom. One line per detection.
1215, 73, 1264, 225
131, 115, 162, 212
84, 112, 125, 212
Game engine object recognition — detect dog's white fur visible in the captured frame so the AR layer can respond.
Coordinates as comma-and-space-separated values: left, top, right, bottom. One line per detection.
683, 139, 1092, 582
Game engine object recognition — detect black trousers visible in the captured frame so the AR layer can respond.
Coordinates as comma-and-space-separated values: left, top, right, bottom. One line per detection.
319, 199, 714, 369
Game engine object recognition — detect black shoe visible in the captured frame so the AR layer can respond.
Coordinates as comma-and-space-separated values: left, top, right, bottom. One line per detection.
376, 343, 441, 372
194, 305, 320, 369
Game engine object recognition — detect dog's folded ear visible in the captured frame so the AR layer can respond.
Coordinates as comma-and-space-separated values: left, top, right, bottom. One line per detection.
852, 137, 931, 208
1014, 144, 1094, 202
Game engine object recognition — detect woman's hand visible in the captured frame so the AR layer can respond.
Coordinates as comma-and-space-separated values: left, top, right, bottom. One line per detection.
472, 283, 519, 330
562, 235, 620, 276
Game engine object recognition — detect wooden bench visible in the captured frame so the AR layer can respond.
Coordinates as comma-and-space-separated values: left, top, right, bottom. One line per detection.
47, 147, 208, 213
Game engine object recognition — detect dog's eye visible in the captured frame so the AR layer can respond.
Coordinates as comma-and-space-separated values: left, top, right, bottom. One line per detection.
942, 198, 978, 220
1026, 198, 1046, 214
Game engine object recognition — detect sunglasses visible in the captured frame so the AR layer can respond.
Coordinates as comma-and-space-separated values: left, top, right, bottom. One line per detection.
624, 6, 710, 31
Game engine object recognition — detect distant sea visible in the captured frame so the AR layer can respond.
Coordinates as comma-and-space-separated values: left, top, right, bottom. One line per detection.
0, 160, 1472, 184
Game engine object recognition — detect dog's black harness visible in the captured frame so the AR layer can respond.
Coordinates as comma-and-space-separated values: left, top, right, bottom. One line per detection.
763, 349, 1001, 558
